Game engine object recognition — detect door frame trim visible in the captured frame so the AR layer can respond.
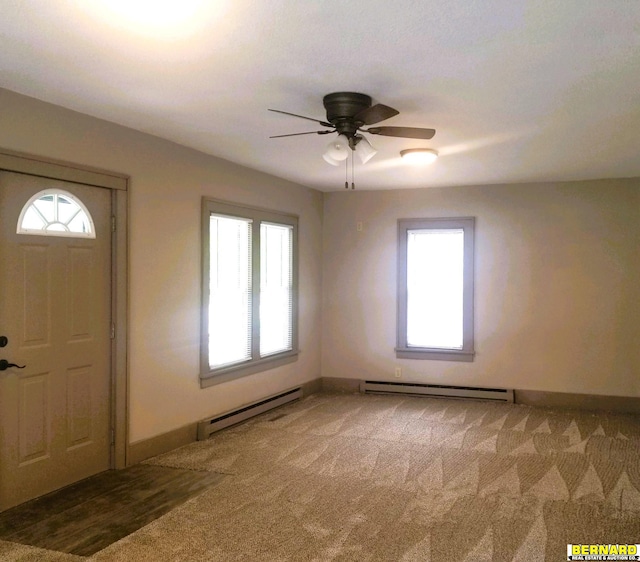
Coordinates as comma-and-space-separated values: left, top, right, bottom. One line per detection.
0, 147, 129, 469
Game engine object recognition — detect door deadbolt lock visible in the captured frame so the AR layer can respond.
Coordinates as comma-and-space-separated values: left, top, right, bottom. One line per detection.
0, 336, 7, 348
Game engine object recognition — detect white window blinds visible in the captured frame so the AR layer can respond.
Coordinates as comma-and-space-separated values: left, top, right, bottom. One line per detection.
406, 228, 464, 349
260, 222, 293, 357
208, 214, 252, 369
202, 201, 298, 382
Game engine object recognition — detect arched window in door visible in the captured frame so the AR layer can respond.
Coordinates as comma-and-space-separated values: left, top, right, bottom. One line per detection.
17, 189, 96, 238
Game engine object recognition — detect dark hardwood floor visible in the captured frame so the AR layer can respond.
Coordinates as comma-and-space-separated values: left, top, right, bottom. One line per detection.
0, 464, 224, 556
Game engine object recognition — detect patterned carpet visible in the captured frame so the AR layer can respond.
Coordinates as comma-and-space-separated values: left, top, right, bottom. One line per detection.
1, 392, 639, 560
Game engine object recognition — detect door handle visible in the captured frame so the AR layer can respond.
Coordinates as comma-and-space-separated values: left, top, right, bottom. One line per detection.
0, 359, 25, 371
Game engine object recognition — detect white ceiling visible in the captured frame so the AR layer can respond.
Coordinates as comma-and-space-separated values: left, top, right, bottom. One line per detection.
1, 0, 639, 191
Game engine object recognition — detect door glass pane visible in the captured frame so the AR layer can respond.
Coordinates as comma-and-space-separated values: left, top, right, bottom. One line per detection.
21, 206, 46, 230
17, 189, 95, 238
208, 215, 252, 368
260, 222, 293, 357
407, 228, 464, 349
56, 195, 78, 223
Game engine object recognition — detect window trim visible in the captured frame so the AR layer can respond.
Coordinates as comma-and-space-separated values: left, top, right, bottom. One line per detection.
200, 198, 299, 387
396, 216, 475, 362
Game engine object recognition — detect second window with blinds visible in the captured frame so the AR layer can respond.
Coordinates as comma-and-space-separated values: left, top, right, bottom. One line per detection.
200, 199, 298, 387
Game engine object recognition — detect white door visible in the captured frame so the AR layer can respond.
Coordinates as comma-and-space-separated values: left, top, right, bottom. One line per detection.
0, 171, 112, 511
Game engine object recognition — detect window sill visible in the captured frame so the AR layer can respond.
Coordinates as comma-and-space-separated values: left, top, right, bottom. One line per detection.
200, 351, 299, 388
395, 347, 475, 362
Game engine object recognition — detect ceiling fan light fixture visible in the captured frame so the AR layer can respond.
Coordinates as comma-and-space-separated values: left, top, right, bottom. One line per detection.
400, 148, 439, 165
324, 134, 350, 162
354, 135, 377, 164
322, 152, 341, 166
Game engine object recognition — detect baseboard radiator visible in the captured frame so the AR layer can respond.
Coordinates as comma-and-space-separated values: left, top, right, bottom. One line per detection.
196, 387, 302, 440
360, 380, 514, 403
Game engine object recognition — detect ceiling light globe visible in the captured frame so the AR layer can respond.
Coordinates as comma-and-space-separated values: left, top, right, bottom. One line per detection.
322, 153, 341, 166
325, 135, 350, 162
355, 136, 377, 164
400, 148, 438, 165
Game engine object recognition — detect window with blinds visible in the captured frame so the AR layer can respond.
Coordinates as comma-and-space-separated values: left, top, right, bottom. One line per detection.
260, 222, 293, 357
201, 200, 298, 385
208, 214, 252, 369
396, 217, 475, 362
407, 228, 464, 349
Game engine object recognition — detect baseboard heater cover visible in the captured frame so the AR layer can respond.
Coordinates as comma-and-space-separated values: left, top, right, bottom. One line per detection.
197, 387, 302, 440
360, 380, 514, 403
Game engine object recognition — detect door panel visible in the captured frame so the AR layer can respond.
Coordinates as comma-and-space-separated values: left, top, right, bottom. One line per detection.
0, 171, 112, 511
68, 247, 94, 340
21, 244, 51, 347
18, 373, 50, 463
66, 365, 93, 448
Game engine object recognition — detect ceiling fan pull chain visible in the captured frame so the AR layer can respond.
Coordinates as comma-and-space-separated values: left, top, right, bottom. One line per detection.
351, 151, 355, 190
345, 155, 348, 189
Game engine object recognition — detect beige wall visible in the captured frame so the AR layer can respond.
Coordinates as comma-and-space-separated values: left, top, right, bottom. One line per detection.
2, 87, 639, 450
0, 89, 323, 443
322, 180, 640, 397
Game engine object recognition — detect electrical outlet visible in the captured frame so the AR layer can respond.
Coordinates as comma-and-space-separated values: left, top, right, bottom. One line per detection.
356, 221, 363, 232
394, 367, 402, 378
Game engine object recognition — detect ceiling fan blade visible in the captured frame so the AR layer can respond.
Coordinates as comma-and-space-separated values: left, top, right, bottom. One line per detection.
366, 126, 436, 139
354, 104, 399, 125
269, 130, 333, 138
268, 109, 333, 128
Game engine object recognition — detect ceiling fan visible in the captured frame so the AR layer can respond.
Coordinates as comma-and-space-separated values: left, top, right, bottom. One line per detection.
269, 92, 436, 167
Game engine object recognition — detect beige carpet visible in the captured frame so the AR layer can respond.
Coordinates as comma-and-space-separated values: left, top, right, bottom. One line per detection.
1, 392, 639, 561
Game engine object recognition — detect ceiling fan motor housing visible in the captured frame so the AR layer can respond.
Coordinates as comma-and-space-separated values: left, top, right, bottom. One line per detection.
268, 93, 435, 146
323, 92, 372, 137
